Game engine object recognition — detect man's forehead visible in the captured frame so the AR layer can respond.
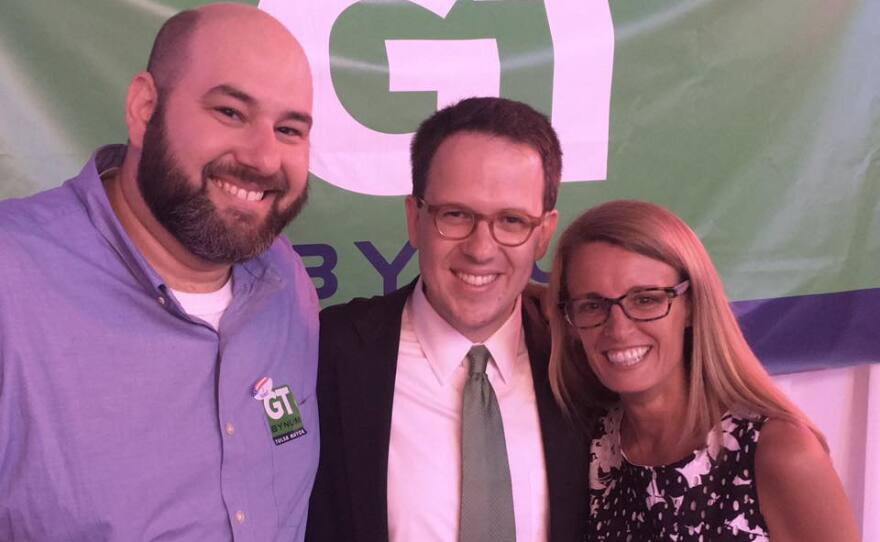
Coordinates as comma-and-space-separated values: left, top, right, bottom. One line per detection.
194, 3, 292, 37
426, 133, 544, 195
177, 16, 312, 109
185, 6, 308, 71
433, 132, 542, 169
189, 15, 301, 63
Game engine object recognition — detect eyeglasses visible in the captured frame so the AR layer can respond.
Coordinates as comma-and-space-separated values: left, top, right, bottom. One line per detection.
560, 280, 690, 329
414, 197, 545, 247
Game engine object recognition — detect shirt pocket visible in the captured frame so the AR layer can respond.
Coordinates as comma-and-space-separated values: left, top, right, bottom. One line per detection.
271, 394, 319, 527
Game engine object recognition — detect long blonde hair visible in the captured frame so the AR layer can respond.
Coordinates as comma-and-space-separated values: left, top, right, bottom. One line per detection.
547, 200, 826, 448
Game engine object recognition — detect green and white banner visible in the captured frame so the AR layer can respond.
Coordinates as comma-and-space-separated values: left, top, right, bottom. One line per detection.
1, 0, 877, 373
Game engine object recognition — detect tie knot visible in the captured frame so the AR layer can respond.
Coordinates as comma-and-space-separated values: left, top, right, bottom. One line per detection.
466, 345, 491, 375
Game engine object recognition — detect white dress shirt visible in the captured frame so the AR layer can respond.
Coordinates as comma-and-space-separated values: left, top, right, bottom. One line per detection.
387, 280, 549, 542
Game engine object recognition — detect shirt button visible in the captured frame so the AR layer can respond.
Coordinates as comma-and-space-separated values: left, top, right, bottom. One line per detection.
235, 510, 246, 524
157, 296, 166, 306
225, 422, 235, 436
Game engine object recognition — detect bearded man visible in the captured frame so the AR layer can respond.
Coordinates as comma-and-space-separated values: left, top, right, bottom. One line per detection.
0, 4, 318, 541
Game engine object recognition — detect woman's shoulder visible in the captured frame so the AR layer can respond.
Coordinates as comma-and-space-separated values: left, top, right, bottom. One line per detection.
754, 418, 827, 484
753, 418, 860, 541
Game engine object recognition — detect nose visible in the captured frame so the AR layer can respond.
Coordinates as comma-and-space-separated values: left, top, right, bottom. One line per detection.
602, 303, 634, 338
459, 218, 497, 261
234, 122, 282, 176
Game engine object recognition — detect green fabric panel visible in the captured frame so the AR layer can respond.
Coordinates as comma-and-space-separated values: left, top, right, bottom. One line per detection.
0, 0, 876, 307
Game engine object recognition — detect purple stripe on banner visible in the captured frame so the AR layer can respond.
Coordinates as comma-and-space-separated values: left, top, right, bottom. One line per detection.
733, 287, 880, 375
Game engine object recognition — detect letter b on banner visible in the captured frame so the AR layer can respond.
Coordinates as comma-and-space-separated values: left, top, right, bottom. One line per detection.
261, 0, 614, 195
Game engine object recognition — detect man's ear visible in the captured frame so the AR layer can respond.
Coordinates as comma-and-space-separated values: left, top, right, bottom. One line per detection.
125, 72, 159, 150
404, 196, 421, 249
534, 209, 559, 259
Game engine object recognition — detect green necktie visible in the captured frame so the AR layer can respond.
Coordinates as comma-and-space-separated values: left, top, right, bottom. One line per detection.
459, 345, 516, 542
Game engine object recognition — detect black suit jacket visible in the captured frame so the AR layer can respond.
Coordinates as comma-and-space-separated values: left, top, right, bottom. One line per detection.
306, 281, 588, 542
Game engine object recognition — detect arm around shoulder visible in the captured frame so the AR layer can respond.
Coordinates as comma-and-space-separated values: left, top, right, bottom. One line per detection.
755, 419, 861, 542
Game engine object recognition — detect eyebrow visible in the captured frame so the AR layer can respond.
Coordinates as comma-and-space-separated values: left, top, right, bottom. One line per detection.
429, 201, 540, 216
204, 84, 313, 128
575, 286, 668, 299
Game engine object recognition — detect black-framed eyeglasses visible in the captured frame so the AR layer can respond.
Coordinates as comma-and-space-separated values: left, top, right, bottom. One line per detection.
560, 280, 690, 329
414, 197, 545, 247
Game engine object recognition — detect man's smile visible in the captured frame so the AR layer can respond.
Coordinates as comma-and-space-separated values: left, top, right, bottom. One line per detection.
454, 270, 500, 288
212, 177, 266, 202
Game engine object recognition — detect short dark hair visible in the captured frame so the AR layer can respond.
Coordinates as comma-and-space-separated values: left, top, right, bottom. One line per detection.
146, 9, 201, 94
410, 97, 562, 211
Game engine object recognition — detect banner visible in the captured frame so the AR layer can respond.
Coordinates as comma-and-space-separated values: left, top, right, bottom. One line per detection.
0, 0, 877, 374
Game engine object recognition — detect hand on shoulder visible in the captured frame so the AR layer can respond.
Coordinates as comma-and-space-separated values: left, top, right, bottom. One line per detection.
755, 418, 860, 542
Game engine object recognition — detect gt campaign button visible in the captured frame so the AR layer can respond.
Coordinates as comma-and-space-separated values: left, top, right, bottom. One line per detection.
260, 384, 307, 446
253, 376, 273, 400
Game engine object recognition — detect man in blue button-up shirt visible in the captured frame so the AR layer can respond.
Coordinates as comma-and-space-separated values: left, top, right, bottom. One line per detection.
0, 4, 319, 541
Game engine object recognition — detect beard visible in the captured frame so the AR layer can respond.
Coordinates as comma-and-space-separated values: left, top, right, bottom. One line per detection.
136, 102, 308, 264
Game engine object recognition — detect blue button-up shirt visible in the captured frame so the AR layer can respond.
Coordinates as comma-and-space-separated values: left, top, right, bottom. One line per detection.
0, 145, 320, 541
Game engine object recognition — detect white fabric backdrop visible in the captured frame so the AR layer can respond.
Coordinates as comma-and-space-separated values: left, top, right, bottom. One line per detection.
773, 363, 879, 539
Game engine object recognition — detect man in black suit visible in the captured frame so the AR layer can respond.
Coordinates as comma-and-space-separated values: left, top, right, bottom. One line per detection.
306, 97, 586, 542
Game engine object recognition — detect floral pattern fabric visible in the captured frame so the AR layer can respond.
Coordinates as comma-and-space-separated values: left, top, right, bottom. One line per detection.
588, 407, 769, 541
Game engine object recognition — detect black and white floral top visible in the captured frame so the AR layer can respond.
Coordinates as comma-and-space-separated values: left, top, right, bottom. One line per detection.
588, 406, 770, 541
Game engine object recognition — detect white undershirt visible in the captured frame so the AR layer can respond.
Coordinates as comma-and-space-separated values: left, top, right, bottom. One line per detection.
169, 278, 233, 331
387, 279, 549, 542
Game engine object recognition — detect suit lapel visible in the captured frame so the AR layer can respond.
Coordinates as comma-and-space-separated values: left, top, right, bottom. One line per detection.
522, 291, 588, 542
340, 282, 415, 542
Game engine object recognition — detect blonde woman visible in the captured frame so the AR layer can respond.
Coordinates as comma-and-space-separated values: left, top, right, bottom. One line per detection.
547, 200, 858, 541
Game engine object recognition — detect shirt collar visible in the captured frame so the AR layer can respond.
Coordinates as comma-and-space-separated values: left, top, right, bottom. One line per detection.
67, 145, 283, 299
410, 277, 524, 385
69, 145, 164, 295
